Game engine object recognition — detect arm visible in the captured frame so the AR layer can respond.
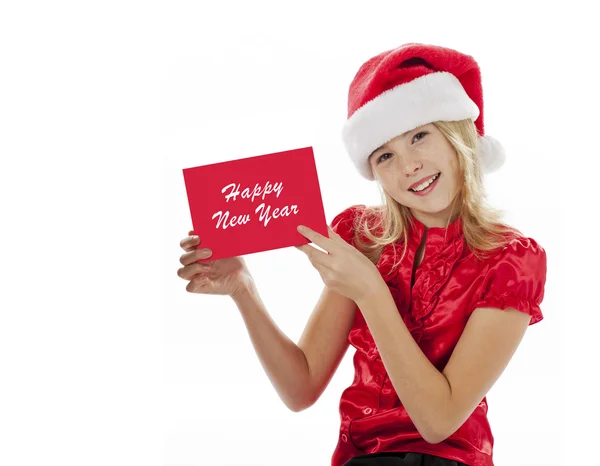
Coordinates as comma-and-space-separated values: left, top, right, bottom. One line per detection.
356, 285, 530, 443
293, 221, 545, 443
232, 281, 356, 412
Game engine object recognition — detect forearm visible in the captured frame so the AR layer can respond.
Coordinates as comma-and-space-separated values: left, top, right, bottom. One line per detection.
356, 284, 453, 443
231, 280, 312, 412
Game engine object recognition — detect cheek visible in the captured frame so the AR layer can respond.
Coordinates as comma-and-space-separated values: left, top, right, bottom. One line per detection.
444, 153, 461, 182
378, 177, 409, 201
447, 162, 460, 184
376, 170, 398, 190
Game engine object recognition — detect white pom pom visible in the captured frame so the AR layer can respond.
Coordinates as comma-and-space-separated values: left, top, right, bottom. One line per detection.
477, 134, 506, 174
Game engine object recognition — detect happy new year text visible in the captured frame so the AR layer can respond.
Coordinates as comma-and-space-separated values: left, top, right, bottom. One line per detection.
211, 181, 299, 229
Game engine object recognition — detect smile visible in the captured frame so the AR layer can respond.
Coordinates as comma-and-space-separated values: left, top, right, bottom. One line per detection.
409, 173, 440, 194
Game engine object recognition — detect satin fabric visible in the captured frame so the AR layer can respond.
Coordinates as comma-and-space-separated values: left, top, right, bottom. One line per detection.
329, 205, 546, 466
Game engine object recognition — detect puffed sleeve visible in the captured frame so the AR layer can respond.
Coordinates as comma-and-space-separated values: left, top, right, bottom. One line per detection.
329, 204, 366, 246
473, 236, 547, 325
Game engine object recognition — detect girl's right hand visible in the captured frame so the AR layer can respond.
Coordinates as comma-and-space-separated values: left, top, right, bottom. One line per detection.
177, 230, 252, 298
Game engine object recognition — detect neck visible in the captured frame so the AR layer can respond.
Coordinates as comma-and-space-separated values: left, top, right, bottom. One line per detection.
410, 195, 461, 229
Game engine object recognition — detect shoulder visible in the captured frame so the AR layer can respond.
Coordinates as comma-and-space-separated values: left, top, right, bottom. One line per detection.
484, 228, 547, 269
473, 228, 547, 324
329, 204, 385, 242
329, 204, 368, 245
330, 204, 367, 223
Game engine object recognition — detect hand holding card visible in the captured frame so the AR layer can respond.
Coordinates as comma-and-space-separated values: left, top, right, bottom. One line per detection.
182, 147, 328, 262
177, 228, 253, 298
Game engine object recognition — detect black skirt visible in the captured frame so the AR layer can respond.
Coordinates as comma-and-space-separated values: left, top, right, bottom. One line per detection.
342, 452, 468, 466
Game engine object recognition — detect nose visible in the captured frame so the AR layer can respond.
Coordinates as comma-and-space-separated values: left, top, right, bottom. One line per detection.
397, 153, 422, 177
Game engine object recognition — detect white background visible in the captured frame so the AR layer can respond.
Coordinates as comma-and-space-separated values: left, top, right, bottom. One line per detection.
1, 1, 597, 465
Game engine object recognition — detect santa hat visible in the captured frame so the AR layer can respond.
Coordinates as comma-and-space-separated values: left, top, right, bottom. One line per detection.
341, 43, 505, 181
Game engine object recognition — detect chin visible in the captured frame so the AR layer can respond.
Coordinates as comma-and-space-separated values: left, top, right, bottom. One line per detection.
398, 197, 452, 213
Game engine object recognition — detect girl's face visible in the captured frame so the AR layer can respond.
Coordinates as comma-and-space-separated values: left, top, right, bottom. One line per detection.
368, 123, 462, 228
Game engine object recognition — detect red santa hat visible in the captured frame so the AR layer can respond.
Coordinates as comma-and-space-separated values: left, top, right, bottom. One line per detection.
342, 43, 505, 181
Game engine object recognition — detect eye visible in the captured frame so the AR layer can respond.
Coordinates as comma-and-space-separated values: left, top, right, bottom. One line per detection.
412, 131, 428, 143
377, 152, 393, 164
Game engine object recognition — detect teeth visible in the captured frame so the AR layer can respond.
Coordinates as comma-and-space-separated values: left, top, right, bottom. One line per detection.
411, 174, 439, 192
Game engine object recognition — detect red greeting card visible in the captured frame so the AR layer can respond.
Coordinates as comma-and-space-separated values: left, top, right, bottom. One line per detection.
182, 146, 328, 261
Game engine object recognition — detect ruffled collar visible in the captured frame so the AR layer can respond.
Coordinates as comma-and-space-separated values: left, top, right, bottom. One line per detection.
376, 212, 464, 282
368, 211, 466, 346
406, 212, 463, 247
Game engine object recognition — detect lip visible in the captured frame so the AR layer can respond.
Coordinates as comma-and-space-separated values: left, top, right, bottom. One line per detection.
408, 173, 440, 191
410, 174, 440, 196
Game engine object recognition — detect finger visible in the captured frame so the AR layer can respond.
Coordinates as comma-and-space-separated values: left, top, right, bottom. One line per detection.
295, 243, 330, 268
297, 225, 335, 253
186, 275, 213, 293
179, 247, 213, 266
327, 225, 341, 240
177, 261, 209, 280
180, 234, 201, 252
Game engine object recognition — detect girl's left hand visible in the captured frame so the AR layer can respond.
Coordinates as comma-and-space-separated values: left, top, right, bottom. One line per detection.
294, 224, 385, 304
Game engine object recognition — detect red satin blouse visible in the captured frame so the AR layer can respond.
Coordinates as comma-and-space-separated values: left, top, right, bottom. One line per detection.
328, 204, 546, 466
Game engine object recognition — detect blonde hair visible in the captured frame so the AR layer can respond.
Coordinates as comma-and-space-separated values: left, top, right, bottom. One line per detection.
352, 119, 518, 269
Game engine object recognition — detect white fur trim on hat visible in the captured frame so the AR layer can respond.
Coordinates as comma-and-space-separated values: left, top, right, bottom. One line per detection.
342, 71, 482, 181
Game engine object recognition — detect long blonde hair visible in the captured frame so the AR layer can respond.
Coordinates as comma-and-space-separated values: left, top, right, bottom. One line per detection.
352, 119, 518, 269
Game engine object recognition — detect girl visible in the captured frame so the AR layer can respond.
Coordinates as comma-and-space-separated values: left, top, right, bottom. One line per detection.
176, 43, 547, 466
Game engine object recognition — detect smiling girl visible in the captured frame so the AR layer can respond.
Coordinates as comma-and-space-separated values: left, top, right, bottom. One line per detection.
177, 43, 546, 466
